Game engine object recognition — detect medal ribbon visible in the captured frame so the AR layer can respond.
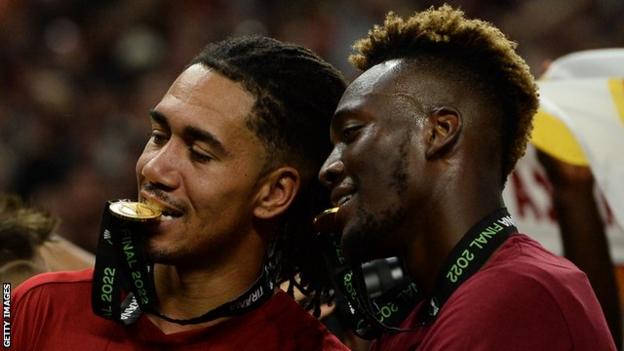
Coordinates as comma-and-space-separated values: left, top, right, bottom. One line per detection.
92, 201, 274, 325
317, 207, 517, 339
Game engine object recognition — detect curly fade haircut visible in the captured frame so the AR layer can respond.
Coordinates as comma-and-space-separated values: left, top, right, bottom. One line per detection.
350, 5, 539, 179
190, 36, 347, 313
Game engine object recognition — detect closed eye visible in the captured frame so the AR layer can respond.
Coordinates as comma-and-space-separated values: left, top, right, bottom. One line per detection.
189, 145, 213, 163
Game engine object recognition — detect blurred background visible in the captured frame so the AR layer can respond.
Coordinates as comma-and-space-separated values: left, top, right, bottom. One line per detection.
1, 0, 623, 253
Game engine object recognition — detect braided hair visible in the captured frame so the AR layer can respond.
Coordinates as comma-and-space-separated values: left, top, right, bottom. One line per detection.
191, 36, 347, 314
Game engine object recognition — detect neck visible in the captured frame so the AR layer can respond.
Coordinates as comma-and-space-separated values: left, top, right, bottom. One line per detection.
401, 176, 503, 296
148, 233, 266, 334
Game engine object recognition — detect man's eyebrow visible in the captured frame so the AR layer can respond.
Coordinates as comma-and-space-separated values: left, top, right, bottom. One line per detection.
149, 109, 170, 129
184, 125, 229, 157
148, 109, 229, 157
331, 104, 362, 130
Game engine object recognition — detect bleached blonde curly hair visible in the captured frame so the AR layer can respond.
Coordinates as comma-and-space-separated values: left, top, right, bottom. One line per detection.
350, 5, 538, 179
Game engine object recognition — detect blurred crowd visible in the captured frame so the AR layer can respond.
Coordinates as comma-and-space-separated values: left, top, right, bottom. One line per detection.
1, 0, 623, 253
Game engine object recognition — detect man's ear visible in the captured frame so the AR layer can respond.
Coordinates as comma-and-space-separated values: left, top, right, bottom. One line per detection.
253, 167, 300, 220
424, 107, 462, 159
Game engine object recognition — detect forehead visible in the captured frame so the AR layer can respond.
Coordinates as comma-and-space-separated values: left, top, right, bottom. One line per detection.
160, 64, 255, 124
335, 59, 421, 118
153, 64, 265, 158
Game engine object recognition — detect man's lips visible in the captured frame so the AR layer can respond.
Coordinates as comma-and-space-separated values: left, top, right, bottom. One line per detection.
139, 192, 184, 220
329, 174, 358, 207
330, 185, 356, 208
335, 194, 353, 207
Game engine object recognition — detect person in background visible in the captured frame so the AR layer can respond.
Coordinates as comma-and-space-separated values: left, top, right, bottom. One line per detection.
538, 151, 622, 349
529, 49, 624, 348
0, 193, 93, 286
319, 5, 616, 349
11, 35, 349, 350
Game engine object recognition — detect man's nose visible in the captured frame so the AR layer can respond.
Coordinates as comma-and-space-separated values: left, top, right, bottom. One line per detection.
319, 147, 345, 189
139, 144, 182, 191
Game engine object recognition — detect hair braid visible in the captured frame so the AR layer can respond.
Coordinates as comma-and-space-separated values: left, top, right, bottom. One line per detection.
191, 36, 346, 312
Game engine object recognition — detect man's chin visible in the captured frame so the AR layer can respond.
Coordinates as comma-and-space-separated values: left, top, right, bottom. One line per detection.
341, 227, 384, 264
340, 208, 405, 264
146, 244, 201, 267
144, 244, 175, 264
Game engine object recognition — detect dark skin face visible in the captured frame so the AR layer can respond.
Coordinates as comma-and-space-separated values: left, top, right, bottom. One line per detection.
319, 58, 504, 293
319, 60, 429, 263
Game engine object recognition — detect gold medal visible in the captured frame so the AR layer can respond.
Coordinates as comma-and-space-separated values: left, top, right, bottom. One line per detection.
313, 207, 340, 233
109, 200, 162, 221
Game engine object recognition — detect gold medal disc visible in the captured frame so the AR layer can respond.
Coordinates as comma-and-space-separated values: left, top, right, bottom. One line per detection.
313, 207, 340, 233
109, 200, 162, 221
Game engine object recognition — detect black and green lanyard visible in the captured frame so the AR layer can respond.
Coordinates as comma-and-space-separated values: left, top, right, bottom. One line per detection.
91, 201, 274, 325
316, 207, 517, 339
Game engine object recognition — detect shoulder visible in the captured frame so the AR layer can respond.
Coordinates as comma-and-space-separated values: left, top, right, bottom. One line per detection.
476, 233, 593, 300
11, 269, 98, 350
422, 234, 614, 349
376, 234, 615, 350
13, 268, 94, 321
12, 268, 94, 328
458, 233, 602, 322
14, 268, 93, 304
16, 268, 94, 290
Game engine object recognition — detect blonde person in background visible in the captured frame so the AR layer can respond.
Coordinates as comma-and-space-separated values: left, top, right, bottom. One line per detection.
0, 193, 93, 286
